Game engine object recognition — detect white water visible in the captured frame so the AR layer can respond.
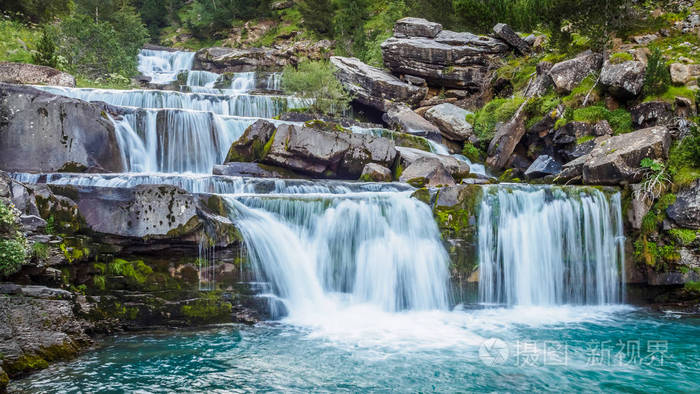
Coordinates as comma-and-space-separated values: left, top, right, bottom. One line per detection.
138, 49, 195, 84
478, 185, 625, 306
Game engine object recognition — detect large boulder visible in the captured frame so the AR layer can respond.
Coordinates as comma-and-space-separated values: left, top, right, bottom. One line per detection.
0, 83, 123, 173
599, 60, 645, 99
383, 104, 442, 141
225, 119, 277, 163
330, 56, 426, 111
360, 163, 393, 182
226, 120, 397, 179
424, 103, 475, 142
212, 162, 297, 178
395, 146, 470, 180
399, 157, 455, 187
0, 62, 75, 87
394, 17, 442, 38
631, 101, 673, 129
486, 102, 528, 169
561, 126, 671, 185
548, 51, 603, 94
492, 23, 530, 55
193, 42, 334, 73
524, 155, 562, 178
666, 179, 700, 229
381, 23, 510, 90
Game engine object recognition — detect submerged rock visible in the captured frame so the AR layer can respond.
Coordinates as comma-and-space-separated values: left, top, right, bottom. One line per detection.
330, 56, 426, 111
0, 83, 123, 173
0, 62, 75, 87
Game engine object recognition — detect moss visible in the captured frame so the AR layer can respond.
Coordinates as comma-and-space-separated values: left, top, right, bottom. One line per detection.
471, 96, 526, 143
563, 74, 601, 108
411, 188, 431, 205
576, 135, 595, 144
462, 143, 484, 163
180, 293, 232, 323
668, 229, 698, 246
571, 106, 632, 134
608, 52, 634, 64
685, 281, 700, 293
0, 368, 8, 389
4, 354, 49, 376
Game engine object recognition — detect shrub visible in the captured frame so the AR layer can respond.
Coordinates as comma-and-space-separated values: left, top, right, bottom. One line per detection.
643, 47, 671, 97
31, 242, 49, 259
281, 60, 352, 115
668, 229, 698, 246
32, 27, 58, 68
0, 238, 25, 277
0, 17, 40, 64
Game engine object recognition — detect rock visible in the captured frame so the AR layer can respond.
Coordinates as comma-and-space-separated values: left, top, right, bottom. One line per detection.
360, 163, 393, 182
393, 17, 442, 38
20, 215, 46, 232
18, 285, 72, 299
486, 102, 527, 169
666, 179, 700, 229
527, 111, 556, 137
631, 101, 673, 129
670, 62, 690, 84
383, 104, 442, 141
627, 184, 653, 230
561, 126, 671, 185
564, 139, 597, 162
330, 56, 426, 112
593, 120, 613, 136
524, 61, 553, 97
600, 60, 645, 98
548, 50, 603, 94
675, 96, 695, 118
193, 42, 332, 73
553, 122, 593, 145
231, 122, 397, 179
399, 158, 455, 187
225, 119, 277, 163
404, 75, 427, 86
212, 162, 297, 178
524, 155, 562, 178
0, 83, 123, 173
632, 34, 658, 45
271, 0, 293, 10
0, 62, 75, 87
381, 25, 509, 90
395, 146, 470, 180
423, 103, 474, 142
493, 23, 530, 55
647, 266, 700, 286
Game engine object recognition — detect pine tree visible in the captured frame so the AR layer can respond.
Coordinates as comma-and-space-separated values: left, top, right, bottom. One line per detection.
32, 28, 58, 68
298, 0, 334, 36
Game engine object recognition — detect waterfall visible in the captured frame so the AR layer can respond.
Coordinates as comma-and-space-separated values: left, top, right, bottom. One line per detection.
477, 185, 625, 306
186, 70, 221, 93
137, 49, 195, 84
230, 72, 256, 92
223, 191, 451, 316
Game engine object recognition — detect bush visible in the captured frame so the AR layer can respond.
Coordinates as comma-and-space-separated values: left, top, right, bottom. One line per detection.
0, 201, 26, 277
462, 143, 484, 163
0, 17, 40, 64
32, 27, 58, 68
643, 47, 671, 97
182, 0, 271, 39
281, 60, 352, 115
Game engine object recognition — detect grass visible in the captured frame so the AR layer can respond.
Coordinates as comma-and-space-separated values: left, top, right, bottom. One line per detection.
644, 85, 696, 105
609, 52, 634, 64
75, 75, 135, 90
471, 96, 526, 143
562, 74, 601, 108
571, 105, 633, 134
0, 17, 40, 64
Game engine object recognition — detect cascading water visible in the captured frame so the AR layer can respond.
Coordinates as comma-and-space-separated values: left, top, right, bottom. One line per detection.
137, 49, 195, 84
477, 185, 625, 306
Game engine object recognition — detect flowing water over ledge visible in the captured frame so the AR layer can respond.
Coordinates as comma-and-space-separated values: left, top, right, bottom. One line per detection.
10, 308, 700, 392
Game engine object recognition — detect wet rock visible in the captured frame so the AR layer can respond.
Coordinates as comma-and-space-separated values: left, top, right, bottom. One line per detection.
561, 126, 671, 185
0, 83, 123, 173
396, 146, 470, 180
666, 179, 700, 229
360, 163, 393, 182
225, 120, 277, 163
493, 23, 530, 55
212, 162, 297, 178
631, 101, 673, 129
383, 104, 442, 141
627, 184, 653, 230
16, 285, 72, 299
399, 157, 455, 187
548, 50, 603, 94
524, 155, 562, 178
393, 17, 442, 38
19, 215, 46, 233
330, 56, 426, 112
600, 60, 645, 98
423, 103, 474, 142
0, 62, 75, 87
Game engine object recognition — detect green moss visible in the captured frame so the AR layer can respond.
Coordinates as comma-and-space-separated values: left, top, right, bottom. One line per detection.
180, 293, 232, 323
608, 52, 634, 64
4, 354, 49, 376
563, 74, 600, 108
108, 258, 153, 284
668, 229, 698, 246
462, 143, 484, 163
576, 135, 595, 144
471, 96, 526, 143
685, 281, 700, 293
0, 368, 8, 389
644, 86, 696, 104
411, 188, 431, 205
572, 106, 632, 134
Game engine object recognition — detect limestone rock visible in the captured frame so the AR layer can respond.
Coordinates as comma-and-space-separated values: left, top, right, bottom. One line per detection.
330, 56, 426, 112
666, 179, 700, 229
493, 23, 530, 55
393, 17, 442, 38
226, 119, 277, 163
212, 162, 297, 178
486, 102, 527, 169
396, 146, 470, 180
0, 62, 75, 87
524, 155, 562, 178
0, 83, 123, 173
561, 126, 671, 185
670, 63, 690, 85
360, 163, 393, 182
631, 101, 673, 129
423, 103, 474, 142
399, 157, 455, 187
548, 51, 603, 94
383, 104, 442, 141
600, 60, 645, 98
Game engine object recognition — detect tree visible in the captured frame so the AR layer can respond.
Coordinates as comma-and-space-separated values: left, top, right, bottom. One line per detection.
282, 60, 351, 115
298, 0, 334, 36
0, 0, 70, 23
32, 27, 58, 68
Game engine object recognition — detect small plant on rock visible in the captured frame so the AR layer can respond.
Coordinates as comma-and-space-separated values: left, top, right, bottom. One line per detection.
637, 158, 671, 202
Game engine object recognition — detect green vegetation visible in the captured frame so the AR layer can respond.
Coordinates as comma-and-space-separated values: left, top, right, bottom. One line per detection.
572, 106, 633, 134
470, 96, 525, 143
642, 47, 672, 97
108, 258, 154, 284
462, 143, 484, 163
31, 242, 49, 259
281, 60, 352, 115
181, 292, 232, 322
667, 125, 700, 187
0, 201, 26, 277
0, 17, 41, 64
668, 229, 698, 246
608, 52, 634, 64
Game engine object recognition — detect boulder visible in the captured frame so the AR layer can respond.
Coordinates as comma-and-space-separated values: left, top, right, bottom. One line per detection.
225, 119, 277, 163
599, 60, 645, 98
561, 126, 671, 185
486, 102, 528, 169
670, 63, 690, 85
424, 103, 474, 142
381, 24, 509, 90
553, 122, 593, 145
666, 179, 700, 229
524, 155, 562, 178
393, 17, 442, 38
631, 101, 673, 129
330, 56, 426, 111
492, 23, 530, 55
524, 61, 553, 97
383, 104, 442, 141
0, 62, 75, 87
360, 163, 393, 182
548, 51, 603, 94
399, 157, 455, 187
593, 120, 613, 136
0, 83, 123, 173
212, 162, 297, 178
627, 183, 653, 230
395, 146, 470, 180
193, 43, 331, 73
